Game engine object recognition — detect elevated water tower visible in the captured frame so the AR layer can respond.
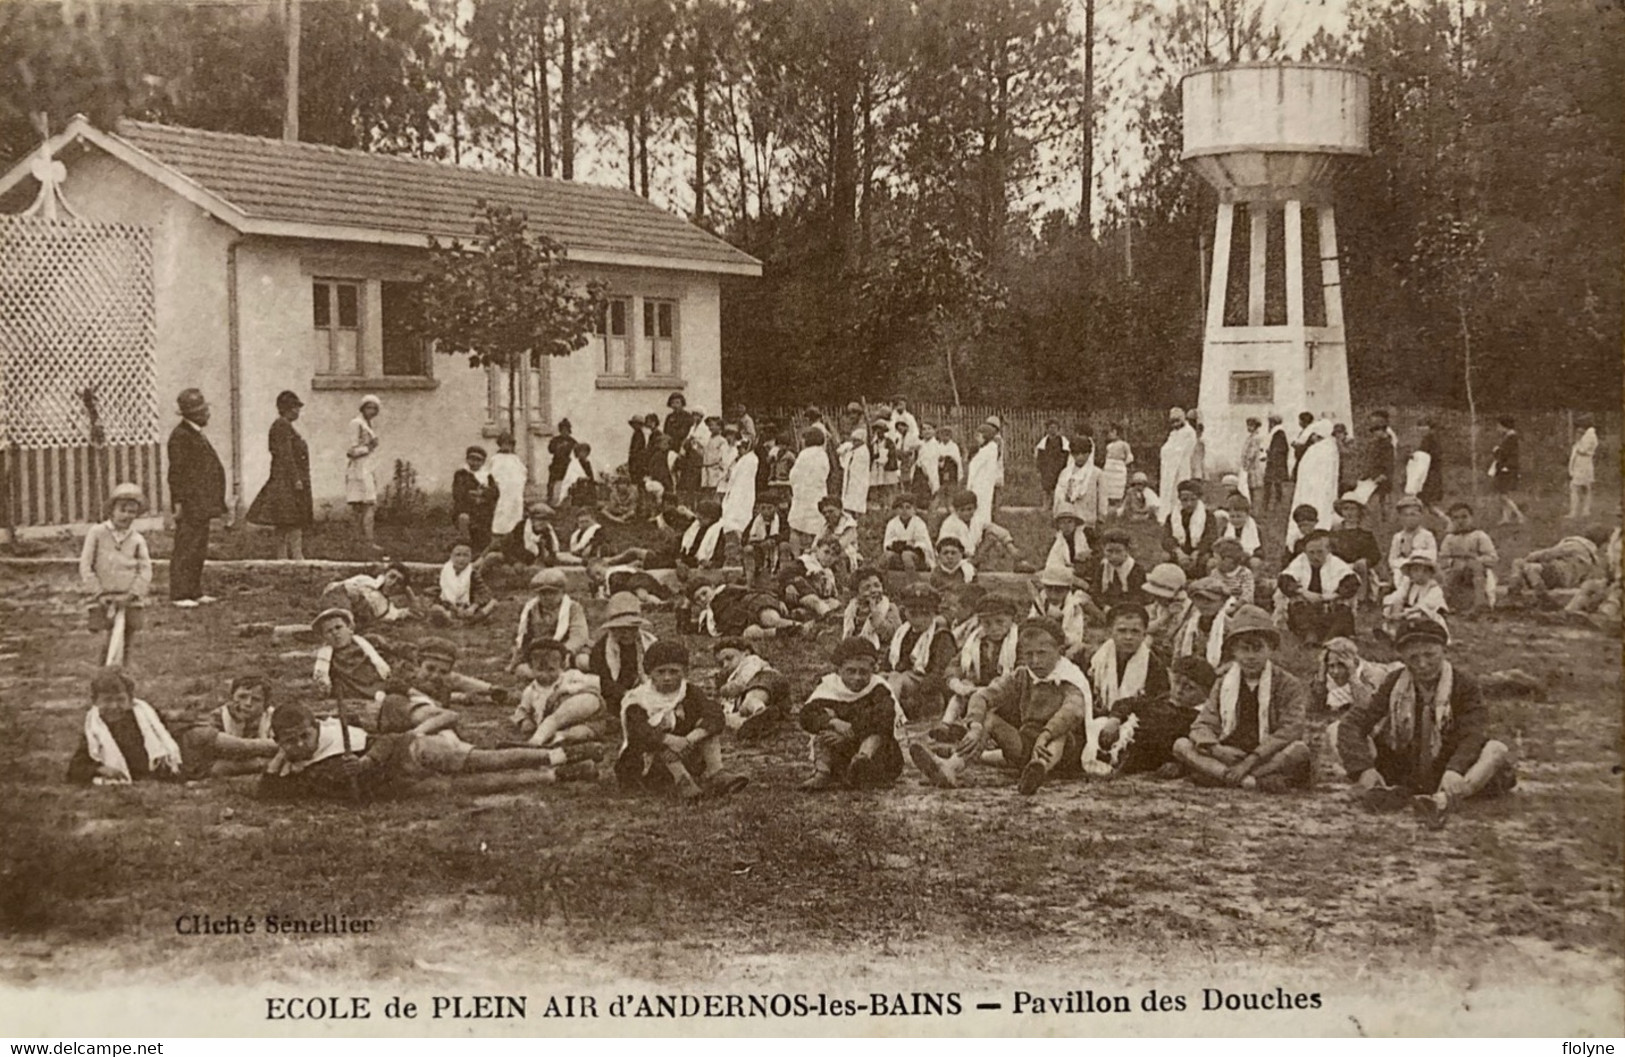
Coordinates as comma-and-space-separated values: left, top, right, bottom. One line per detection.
1182, 62, 1369, 473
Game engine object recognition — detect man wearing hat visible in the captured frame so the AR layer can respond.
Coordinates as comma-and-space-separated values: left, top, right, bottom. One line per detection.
165, 388, 226, 607
1173, 604, 1311, 793
1331, 614, 1515, 827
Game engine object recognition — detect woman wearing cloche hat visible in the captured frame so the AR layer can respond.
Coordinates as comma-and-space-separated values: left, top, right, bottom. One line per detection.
247, 390, 312, 560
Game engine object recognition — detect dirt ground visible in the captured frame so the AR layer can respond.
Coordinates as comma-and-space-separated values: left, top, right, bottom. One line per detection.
1, 479, 1621, 1036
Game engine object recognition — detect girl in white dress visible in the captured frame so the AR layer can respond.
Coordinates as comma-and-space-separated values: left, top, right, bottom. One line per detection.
345, 395, 382, 550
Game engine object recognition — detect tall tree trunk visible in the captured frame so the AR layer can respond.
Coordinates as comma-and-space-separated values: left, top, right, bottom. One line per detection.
727, 81, 748, 222
859, 66, 873, 260
692, 16, 708, 221
638, 109, 650, 197
534, 6, 552, 177
626, 113, 636, 191
508, 64, 521, 173
560, 0, 575, 178
1460, 294, 1479, 494
1079, 0, 1095, 235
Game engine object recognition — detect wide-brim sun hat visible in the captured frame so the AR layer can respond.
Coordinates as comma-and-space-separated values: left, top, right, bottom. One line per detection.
1037, 566, 1077, 589
311, 607, 355, 631
1142, 563, 1187, 600
1222, 604, 1280, 648
600, 592, 651, 630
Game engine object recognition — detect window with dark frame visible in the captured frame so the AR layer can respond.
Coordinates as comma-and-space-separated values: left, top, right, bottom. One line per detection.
1229, 370, 1274, 404
381, 281, 428, 377
312, 279, 361, 375
598, 297, 631, 376
643, 298, 677, 377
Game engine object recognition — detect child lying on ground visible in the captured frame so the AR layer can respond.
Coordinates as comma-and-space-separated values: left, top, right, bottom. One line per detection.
67, 667, 184, 785
714, 638, 792, 741
798, 637, 906, 790
180, 673, 279, 778
511, 639, 613, 749
686, 582, 804, 639
614, 640, 748, 800
430, 542, 497, 626
320, 564, 416, 632
311, 607, 391, 726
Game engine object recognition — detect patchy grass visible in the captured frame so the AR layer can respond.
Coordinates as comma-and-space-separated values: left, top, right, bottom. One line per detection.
0, 463, 1620, 1015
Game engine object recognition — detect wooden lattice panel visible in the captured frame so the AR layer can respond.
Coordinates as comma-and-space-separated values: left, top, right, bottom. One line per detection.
0, 216, 157, 448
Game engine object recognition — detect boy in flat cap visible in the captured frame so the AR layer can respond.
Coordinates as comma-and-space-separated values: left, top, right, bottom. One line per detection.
1330, 614, 1515, 828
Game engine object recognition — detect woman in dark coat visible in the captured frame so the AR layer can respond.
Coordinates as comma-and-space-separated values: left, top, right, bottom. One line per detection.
247, 389, 313, 560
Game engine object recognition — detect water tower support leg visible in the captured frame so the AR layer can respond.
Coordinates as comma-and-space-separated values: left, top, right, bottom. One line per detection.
1207, 201, 1234, 331
1318, 205, 1344, 328
1248, 204, 1268, 326
1284, 200, 1305, 327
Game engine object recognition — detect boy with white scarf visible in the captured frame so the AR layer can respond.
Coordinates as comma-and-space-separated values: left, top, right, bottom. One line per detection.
883, 582, 958, 720
1330, 615, 1515, 828
910, 617, 1099, 796
931, 594, 1020, 744
615, 640, 748, 800
799, 637, 906, 790
67, 668, 184, 785
1172, 605, 1311, 793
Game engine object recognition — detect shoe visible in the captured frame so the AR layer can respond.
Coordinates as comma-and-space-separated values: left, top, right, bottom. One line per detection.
172, 599, 199, 609
735, 710, 777, 742
1361, 784, 1411, 813
1017, 761, 1047, 796
1412, 791, 1451, 830
929, 722, 967, 745
800, 770, 837, 791
197, 595, 218, 605
562, 742, 604, 764
554, 760, 599, 783
1149, 762, 1185, 781
1255, 774, 1295, 794
909, 741, 959, 788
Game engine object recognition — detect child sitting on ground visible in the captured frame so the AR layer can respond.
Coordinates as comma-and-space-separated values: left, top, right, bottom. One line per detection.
451, 445, 497, 553
1029, 566, 1090, 652
615, 640, 747, 799
685, 581, 804, 639
492, 501, 563, 571
509, 568, 590, 676
566, 442, 596, 507
1275, 531, 1361, 646
779, 536, 845, 620
675, 499, 727, 570
1087, 604, 1172, 716
576, 591, 655, 714
714, 638, 793, 741
945, 583, 987, 644
1439, 503, 1499, 615
933, 593, 1019, 744
1120, 471, 1161, 522
1331, 495, 1385, 602
798, 637, 906, 790
938, 489, 1025, 571
1219, 492, 1265, 569
78, 482, 151, 666
1044, 511, 1093, 581
1079, 528, 1146, 624
884, 582, 958, 720
1388, 496, 1439, 593
1382, 550, 1448, 641
882, 494, 937, 572
1162, 480, 1218, 574
511, 639, 612, 749
1212, 537, 1256, 606
1171, 576, 1241, 667
1283, 503, 1321, 558
67, 667, 183, 784
816, 496, 862, 573
841, 566, 901, 647
1096, 656, 1215, 778
180, 673, 279, 778
430, 542, 497, 626
311, 607, 391, 725
741, 497, 790, 585
928, 536, 977, 593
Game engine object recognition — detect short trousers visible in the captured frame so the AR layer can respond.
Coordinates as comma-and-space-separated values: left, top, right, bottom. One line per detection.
409, 730, 475, 774
88, 601, 145, 633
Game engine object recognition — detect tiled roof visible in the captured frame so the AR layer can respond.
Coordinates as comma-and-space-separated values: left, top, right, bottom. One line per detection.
110, 119, 759, 272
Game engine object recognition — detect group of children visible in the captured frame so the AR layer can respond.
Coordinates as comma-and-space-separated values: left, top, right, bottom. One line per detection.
66, 396, 1612, 829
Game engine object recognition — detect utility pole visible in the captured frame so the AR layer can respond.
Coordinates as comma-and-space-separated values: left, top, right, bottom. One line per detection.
284, 0, 300, 142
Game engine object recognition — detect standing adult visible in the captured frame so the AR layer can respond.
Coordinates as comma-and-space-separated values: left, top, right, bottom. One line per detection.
487, 432, 529, 542
837, 426, 871, 518
966, 424, 1002, 523
246, 389, 312, 561
344, 395, 383, 551
787, 429, 830, 550
165, 388, 226, 608
663, 393, 695, 484
720, 436, 759, 538
1034, 420, 1071, 502
1568, 413, 1599, 519
1264, 413, 1290, 512
1365, 410, 1399, 519
1489, 415, 1526, 526
1159, 408, 1198, 496
1290, 418, 1341, 531
546, 419, 577, 506
626, 415, 649, 490
1412, 418, 1446, 523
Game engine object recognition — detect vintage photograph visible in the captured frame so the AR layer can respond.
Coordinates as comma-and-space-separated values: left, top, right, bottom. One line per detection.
0, 0, 1620, 1039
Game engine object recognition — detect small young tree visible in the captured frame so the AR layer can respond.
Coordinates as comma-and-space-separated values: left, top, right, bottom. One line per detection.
415, 200, 604, 466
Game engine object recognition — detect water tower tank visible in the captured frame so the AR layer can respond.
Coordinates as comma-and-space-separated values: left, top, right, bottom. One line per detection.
1180, 63, 1370, 509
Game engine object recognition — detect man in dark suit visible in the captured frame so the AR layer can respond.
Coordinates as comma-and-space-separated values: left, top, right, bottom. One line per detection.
166, 388, 226, 607
1264, 413, 1290, 512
